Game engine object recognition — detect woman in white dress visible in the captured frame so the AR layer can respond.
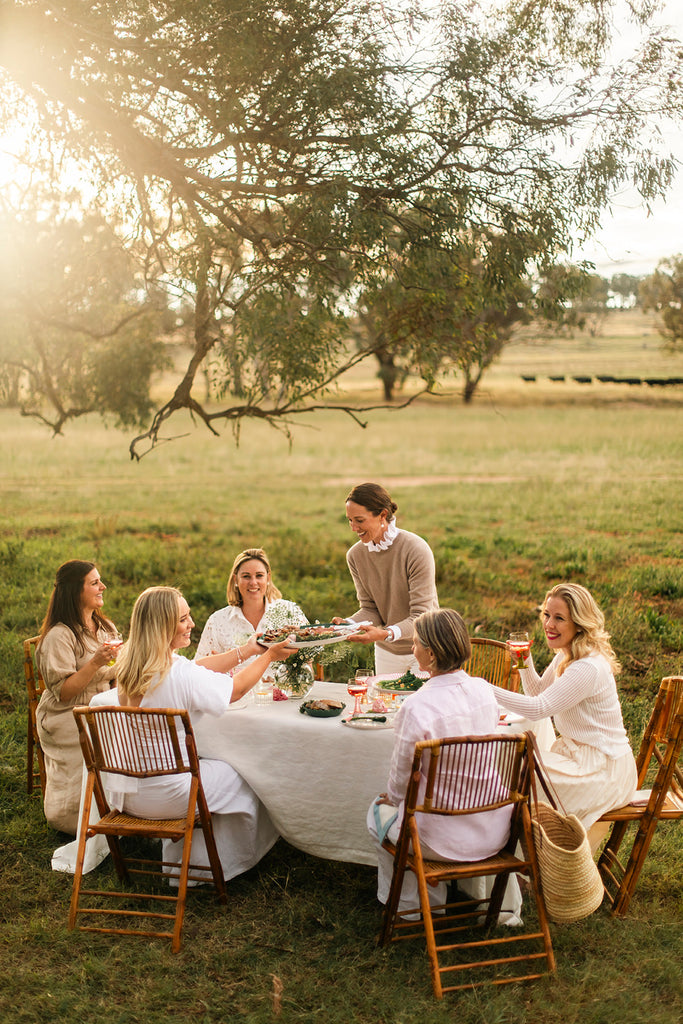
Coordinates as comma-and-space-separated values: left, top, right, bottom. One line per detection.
493, 583, 637, 851
196, 548, 308, 668
114, 586, 296, 880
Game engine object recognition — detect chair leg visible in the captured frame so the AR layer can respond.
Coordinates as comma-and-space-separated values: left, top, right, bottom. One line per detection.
411, 841, 443, 999
27, 715, 34, 795
378, 838, 412, 947
68, 780, 95, 931
171, 829, 195, 953
610, 816, 661, 918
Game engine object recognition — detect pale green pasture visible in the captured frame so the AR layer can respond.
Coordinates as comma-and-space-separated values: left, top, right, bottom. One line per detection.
1, 363, 682, 1023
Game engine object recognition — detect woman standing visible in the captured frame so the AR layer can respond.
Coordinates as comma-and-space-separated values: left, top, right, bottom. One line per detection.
196, 547, 307, 665
115, 586, 295, 879
493, 583, 637, 851
36, 560, 122, 833
336, 482, 438, 674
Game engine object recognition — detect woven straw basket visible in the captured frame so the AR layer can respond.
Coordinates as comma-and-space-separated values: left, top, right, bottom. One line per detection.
531, 801, 605, 923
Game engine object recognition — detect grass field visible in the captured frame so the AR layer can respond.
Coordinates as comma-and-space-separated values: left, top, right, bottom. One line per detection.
0, 310, 681, 1022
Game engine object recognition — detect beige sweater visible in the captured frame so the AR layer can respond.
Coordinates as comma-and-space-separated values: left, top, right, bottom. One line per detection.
346, 529, 439, 656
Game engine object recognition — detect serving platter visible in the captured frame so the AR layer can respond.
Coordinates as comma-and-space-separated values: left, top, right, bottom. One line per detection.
257, 621, 370, 650
372, 669, 429, 697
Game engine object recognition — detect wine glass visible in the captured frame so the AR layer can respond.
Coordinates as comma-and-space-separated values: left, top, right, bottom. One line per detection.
508, 631, 531, 668
347, 675, 368, 716
103, 630, 123, 666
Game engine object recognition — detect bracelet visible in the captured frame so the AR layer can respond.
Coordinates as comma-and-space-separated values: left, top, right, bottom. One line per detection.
236, 646, 244, 665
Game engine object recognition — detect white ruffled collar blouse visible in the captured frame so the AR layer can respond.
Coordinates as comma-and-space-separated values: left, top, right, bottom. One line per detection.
365, 520, 399, 552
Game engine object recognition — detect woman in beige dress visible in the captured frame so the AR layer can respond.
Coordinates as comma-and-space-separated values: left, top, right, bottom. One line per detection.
36, 560, 122, 833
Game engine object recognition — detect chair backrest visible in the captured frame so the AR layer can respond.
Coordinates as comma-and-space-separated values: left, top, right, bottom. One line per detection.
405, 733, 529, 818
73, 705, 200, 782
23, 635, 45, 706
462, 637, 519, 691
635, 676, 683, 799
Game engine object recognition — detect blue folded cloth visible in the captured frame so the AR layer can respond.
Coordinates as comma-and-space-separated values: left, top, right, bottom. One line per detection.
373, 799, 398, 844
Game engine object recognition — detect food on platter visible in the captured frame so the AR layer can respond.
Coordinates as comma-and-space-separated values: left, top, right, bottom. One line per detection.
299, 698, 346, 718
376, 669, 426, 694
257, 622, 366, 649
272, 686, 289, 701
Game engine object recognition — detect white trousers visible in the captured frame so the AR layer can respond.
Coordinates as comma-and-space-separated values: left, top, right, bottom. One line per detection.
366, 800, 523, 924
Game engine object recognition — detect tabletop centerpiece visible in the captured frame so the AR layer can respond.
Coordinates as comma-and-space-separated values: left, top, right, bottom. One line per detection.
253, 605, 354, 699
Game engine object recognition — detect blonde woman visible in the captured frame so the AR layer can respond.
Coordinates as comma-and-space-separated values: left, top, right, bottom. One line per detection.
196, 547, 307, 661
114, 586, 295, 879
493, 583, 637, 850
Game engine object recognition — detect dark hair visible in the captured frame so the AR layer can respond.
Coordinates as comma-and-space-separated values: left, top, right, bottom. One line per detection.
414, 608, 471, 673
345, 482, 398, 521
39, 559, 114, 652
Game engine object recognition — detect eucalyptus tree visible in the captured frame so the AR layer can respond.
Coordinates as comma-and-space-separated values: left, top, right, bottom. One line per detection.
640, 255, 683, 348
353, 228, 538, 403
0, 0, 681, 455
0, 199, 169, 433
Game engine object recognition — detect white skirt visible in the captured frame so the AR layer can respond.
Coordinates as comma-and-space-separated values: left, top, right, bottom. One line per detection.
121, 758, 279, 882
538, 736, 637, 830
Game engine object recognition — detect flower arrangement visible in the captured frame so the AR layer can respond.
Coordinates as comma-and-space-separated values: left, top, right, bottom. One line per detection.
255, 604, 356, 695
275, 640, 354, 695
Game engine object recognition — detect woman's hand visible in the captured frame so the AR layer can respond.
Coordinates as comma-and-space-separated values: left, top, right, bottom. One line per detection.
92, 642, 119, 668
347, 624, 388, 645
242, 634, 265, 659
265, 635, 298, 662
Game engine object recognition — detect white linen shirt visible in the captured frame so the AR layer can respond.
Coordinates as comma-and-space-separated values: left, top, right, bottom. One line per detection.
386, 670, 513, 861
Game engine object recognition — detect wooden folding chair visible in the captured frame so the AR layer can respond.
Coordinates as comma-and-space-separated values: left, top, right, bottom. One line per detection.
378, 733, 555, 997
23, 636, 46, 796
68, 705, 227, 952
463, 637, 521, 692
597, 676, 683, 917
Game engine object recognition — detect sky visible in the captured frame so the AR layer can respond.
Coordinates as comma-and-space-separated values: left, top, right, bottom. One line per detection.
572, 1, 683, 278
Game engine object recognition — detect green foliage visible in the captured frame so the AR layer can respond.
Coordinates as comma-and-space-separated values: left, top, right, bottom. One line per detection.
1, 1, 682, 451
640, 255, 683, 349
0, 208, 170, 431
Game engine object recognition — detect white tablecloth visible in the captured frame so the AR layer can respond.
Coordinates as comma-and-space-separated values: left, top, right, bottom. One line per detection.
52, 682, 553, 874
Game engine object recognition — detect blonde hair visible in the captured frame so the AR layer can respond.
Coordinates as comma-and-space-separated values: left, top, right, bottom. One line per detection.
414, 608, 471, 673
226, 548, 282, 606
543, 583, 621, 676
116, 587, 181, 698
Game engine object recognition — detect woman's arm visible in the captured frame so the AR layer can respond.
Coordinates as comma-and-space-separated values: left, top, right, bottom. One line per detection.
38, 626, 118, 703
493, 656, 599, 720
385, 708, 420, 805
197, 635, 296, 703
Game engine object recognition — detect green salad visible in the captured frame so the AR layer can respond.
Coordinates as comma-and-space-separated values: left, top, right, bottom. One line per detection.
380, 669, 425, 692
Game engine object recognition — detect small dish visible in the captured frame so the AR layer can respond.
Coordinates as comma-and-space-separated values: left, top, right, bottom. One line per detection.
299, 699, 346, 718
